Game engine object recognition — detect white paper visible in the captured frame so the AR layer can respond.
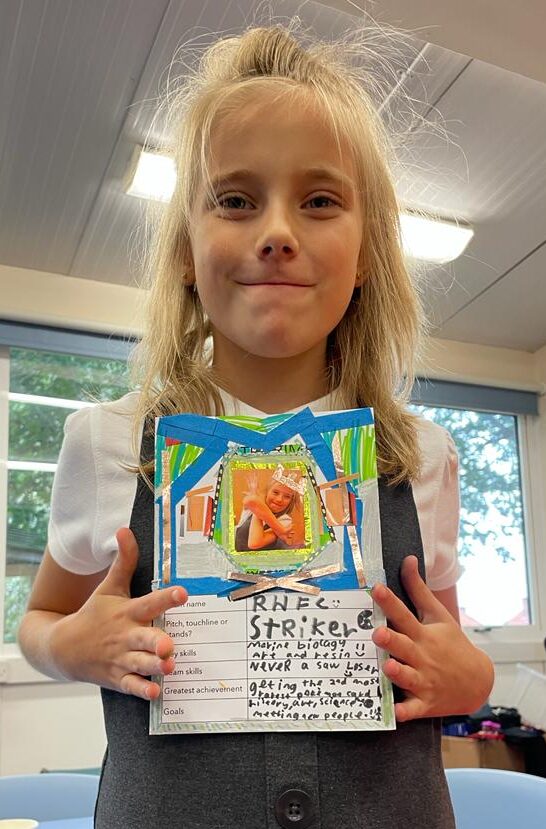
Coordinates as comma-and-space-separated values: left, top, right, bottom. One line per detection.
151, 589, 393, 733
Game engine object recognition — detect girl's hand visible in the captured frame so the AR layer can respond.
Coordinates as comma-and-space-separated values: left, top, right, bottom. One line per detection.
277, 514, 295, 546
244, 471, 259, 496
279, 528, 296, 545
371, 556, 494, 722
51, 528, 188, 700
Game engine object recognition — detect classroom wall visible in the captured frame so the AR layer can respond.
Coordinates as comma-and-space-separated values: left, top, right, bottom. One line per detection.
0, 264, 545, 774
0, 264, 145, 336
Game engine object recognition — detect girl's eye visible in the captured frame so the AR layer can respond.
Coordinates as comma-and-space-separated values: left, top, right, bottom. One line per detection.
305, 195, 340, 209
216, 195, 253, 210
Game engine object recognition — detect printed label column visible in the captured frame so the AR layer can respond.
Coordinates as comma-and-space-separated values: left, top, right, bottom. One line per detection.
162, 596, 248, 723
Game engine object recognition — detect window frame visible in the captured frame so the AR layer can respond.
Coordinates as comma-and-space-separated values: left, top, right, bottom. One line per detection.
477, 412, 546, 658
522, 411, 546, 638
0, 346, 11, 659
1, 338, 545, 680
0, 332, 134, 681
412, 388, 546, 665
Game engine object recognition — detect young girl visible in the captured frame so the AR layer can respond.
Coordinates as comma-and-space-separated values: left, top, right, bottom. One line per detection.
235, 467, 303, 551
19, 23, 494, 829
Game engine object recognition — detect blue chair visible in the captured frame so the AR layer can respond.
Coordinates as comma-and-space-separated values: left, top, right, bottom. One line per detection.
445, 767, 546, 829
0, 772, 99, 820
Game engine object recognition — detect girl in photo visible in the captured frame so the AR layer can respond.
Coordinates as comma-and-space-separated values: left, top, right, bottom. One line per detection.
235, 466, 305, 551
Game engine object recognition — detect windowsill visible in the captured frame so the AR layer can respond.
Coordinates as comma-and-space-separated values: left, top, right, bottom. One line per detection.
468, 629, 546, 663
0, 652, 59, 684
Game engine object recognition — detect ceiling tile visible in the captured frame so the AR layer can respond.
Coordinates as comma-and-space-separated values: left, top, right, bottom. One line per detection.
437, 240, 546, 351
0, 0, 169, 273
73, 0, 420, 283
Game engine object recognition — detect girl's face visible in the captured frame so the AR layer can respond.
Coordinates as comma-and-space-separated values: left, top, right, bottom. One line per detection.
265, 482, 294, 514
189, 89, 363, 362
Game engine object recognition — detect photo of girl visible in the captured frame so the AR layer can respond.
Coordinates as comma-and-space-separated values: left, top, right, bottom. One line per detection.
234, 464, 307, 552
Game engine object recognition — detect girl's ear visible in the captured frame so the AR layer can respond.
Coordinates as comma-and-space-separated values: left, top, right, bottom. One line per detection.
354, 270, 366, 288
182, 263, 196, 286
175, 226, 196, 285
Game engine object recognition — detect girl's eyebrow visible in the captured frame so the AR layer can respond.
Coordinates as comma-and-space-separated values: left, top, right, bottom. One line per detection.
209, 169, 257, 190
300, 166, 355, 191
209, 166, 354, 191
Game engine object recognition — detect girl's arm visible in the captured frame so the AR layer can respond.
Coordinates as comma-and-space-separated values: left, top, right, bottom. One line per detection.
247, 514, 279, 549
242, 494, 294, 542
371, 556, 494, 722
18, 529, 187, 699
18, 549, 108, 681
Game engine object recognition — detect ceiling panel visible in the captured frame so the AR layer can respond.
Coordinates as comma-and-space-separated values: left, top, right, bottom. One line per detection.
0, 0, 169, 274
397, 58, 546, 221
1, 1, 545, 352
384, 41, 471, 137
438, 240, 546, 352
72, 0, 422, 283
395, 59, 546, 332
320, 0, 546, 85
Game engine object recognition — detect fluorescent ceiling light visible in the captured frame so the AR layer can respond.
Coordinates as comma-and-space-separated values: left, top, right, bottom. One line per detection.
126, 148, 176, 203
400, 212, 474, 264
126, 148, 473, 262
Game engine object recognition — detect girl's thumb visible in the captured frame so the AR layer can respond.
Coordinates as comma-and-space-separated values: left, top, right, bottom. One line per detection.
97, 527, 139, 597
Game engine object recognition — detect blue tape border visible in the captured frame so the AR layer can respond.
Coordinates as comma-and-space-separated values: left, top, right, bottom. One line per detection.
155, 407, 375, 595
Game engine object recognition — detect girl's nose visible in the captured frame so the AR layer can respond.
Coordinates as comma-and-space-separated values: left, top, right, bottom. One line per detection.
255, 212, 300, 261
259, 241, 297, 260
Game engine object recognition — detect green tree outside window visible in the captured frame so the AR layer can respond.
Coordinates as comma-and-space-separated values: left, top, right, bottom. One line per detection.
4, 348, 130, 643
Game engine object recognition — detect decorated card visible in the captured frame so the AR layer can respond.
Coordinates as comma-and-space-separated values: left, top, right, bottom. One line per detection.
150, 407, 395, 734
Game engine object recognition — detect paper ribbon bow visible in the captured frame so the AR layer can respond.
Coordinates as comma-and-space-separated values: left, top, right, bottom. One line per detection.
227, 563, 341, 601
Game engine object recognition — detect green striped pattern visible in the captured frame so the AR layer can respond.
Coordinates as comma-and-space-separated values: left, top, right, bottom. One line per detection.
321, 425, 377, 482
168, 442, 204, 480
156, 417, 377, 487
155, 414, 295, 486
155, 435, 204, 487
220, 413, 293, 432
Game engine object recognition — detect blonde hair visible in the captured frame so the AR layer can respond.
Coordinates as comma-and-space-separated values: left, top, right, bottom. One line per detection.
133, 21, 425, 484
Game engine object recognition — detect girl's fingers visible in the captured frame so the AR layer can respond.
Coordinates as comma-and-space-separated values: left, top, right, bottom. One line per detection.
119, 674, 162, 700
394, 697, 428, 723
126, 627, 174, 659
372, 583, 421, 639
130, 586, 188, 623
372, 627, 419, 666
381, 659, 421, 695
125, 650, 175, 679
400, 556, 450, 623
155, 633, 176, 660
97, 528, 139, 598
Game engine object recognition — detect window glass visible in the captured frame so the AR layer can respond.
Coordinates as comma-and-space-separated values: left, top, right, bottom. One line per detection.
4, 348, 130, 643
412, 406, 529, 628
3, 356, 532, 640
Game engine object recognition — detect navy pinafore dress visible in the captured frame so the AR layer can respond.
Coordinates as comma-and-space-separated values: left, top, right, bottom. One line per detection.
95, 427, 455, 829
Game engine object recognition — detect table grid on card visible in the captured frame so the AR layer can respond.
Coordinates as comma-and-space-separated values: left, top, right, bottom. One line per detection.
160, 591, 383, 726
